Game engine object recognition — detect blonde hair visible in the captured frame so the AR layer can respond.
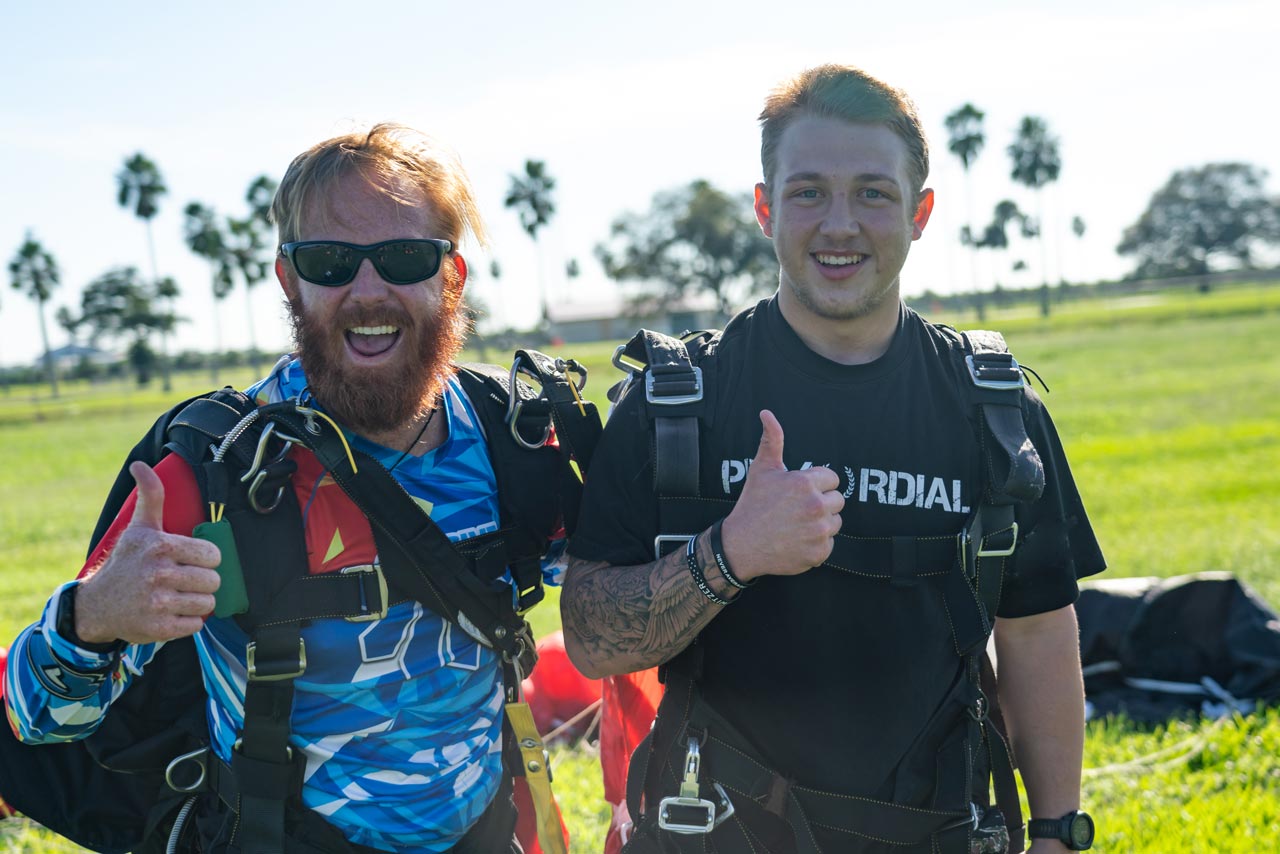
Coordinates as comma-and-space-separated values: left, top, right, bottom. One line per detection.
271, 123, 488, 248
759, 64, 929, 196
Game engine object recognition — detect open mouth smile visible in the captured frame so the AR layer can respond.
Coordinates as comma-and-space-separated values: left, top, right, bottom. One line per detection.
345, 324, 402, 358
813, 252, 868, 268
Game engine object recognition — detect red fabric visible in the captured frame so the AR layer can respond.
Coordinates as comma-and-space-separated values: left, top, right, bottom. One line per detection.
600, 668, 664, 854
512, 775, 569, 854
521, 631, 601, 739
80, 454, 206, 578
81, 450, 380, 582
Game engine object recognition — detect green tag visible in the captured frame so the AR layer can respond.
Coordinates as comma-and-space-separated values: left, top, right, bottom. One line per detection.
193, 520, 249, 618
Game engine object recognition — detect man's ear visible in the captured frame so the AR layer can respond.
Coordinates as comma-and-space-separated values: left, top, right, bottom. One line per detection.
275, 256, 297, 299
753, 184, 774, 238
452, 254, 467, 287
911, 189, 935, 241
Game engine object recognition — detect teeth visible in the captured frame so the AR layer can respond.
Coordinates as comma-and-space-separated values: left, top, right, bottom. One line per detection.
349, 325, 398, 336
816, 253, 866, 266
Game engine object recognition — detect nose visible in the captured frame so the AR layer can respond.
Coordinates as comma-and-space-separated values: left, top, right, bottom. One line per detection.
818, 193, 861, 238
347, 257, 393, 301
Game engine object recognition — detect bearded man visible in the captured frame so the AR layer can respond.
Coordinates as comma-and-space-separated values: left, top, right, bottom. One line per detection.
4, 124, 558, 854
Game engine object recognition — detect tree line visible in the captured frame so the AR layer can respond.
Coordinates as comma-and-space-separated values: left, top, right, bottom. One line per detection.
9, 135, 1280, 396
6, 153, 278, 396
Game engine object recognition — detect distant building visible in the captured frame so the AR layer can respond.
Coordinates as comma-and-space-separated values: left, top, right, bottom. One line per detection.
546, 292, 725, 344
38, 344, 117, 370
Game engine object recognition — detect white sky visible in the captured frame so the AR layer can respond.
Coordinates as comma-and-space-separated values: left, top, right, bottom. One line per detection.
3, 0, 1278, 367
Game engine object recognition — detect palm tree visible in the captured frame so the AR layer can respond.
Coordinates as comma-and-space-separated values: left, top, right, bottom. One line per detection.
945, 103, 986, 319
184, 202, 235, 382
1071, 215, 1087, 288
227, 175, 278, 376
8, 233, 61, 397
117, 152, 176, 389
1007, 117, 1062, 317
504, 160, 556, 323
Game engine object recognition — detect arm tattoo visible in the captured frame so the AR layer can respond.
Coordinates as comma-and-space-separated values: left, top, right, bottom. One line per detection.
562, 533, 737, 675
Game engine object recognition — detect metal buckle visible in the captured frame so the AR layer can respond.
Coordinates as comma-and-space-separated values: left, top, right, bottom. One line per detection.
342, 564, 388, 622
965, 354, 1025, 390
976, 523, 1018, 558
612, 345, 644, 374
246, 639, 307, 681
165, 747, 209, 793
658, 738, 716, 834
646, 366, 703, 406
232, 738, 293, 761
654, 534, 696, 560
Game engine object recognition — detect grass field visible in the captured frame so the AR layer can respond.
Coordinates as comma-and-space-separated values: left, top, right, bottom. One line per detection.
1, 284, 1278, 852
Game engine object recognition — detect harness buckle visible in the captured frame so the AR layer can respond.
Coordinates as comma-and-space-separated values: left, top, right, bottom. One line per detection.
976, 522, 1018, 558
165, 747, 210, 794
965, 353, 1025, 390
654, 534, 696, 560
658, 738, 716, 834
646, 366, 703, 406
342, 564, 389, 622
246, 638, 307, 681
657, 738, 735, 835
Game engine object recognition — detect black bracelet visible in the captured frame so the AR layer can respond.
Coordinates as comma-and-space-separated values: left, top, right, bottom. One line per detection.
709, 519, 752, 590
686, 535, 730, 606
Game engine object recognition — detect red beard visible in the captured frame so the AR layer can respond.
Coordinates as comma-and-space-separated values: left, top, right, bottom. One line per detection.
287, 269, 468, 436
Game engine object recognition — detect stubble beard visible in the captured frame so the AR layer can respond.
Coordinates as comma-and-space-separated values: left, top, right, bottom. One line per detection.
785, 265, 900, 323
287, 269, 469, 436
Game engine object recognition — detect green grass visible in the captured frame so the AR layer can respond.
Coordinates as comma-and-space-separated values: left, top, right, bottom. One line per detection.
2, 284, 1279, 852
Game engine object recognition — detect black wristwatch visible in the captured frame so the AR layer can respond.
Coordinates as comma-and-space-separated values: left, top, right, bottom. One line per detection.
1027, 810, 1094, 850
56, 583, 123, 653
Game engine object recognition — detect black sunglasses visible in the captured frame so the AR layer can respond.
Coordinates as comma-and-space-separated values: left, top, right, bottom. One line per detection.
279, 238, 453, 287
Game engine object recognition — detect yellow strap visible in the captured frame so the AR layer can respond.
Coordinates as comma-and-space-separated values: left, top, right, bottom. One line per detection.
505, 700, 566, 854
567, 375, 587, 417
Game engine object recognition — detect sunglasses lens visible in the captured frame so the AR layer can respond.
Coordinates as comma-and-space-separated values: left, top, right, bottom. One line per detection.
291, 243, 358, 286
373, 240, 441, 284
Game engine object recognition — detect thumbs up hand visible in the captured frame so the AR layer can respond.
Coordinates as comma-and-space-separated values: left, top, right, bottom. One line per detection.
74, 461, 222, 645
717, 411, 845, 582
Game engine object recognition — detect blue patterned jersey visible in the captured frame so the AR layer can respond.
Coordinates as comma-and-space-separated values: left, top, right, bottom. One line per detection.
5, 358, 565, 852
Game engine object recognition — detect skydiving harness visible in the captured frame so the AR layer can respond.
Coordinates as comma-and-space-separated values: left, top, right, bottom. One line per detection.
610, 324, 1045, 854
90, 352, 601, 854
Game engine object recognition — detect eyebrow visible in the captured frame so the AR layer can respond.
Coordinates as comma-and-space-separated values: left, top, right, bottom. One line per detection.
782, 171, 903, 188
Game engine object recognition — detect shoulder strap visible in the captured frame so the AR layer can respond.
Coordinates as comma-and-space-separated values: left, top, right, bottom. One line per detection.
456, 353, 602, 610
948, 328, 1045, 504
88, 387, 258, 556
614, 328, 723, 556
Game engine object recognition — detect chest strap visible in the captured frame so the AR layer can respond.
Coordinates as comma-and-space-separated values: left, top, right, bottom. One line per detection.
202, 399, 564, 853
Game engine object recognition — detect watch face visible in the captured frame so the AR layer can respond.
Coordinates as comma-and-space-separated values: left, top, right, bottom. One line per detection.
1068, 812, 1095, 848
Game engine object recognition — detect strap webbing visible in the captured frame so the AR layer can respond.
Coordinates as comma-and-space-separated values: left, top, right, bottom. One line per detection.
505, 701, 566, 854
224, 487, 310, 854
259, 403, 528, 661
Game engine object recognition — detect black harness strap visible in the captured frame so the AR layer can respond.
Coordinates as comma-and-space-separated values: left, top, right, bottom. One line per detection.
616, 330, 715, 503
619, 323, 1043, 853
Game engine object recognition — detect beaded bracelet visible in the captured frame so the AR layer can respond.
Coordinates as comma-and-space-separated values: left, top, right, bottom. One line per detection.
686, 534, 730, 606
709, 518, 753, 590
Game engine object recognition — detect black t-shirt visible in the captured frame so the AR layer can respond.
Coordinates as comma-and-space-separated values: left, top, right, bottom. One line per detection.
569, 296, 1105, 800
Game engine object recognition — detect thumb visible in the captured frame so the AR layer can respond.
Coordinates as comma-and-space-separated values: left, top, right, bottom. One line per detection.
752, 410, 787, 472
128, 460, 167, 531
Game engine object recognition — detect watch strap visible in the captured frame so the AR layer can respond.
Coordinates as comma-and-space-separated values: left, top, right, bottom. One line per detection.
1027, 817, 1064, 840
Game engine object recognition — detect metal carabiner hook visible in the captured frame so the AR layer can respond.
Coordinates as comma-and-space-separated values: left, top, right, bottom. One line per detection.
240, 422, 295, 484
507, 354, 553, 449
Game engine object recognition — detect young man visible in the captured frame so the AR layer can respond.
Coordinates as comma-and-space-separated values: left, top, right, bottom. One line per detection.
562, 65, 1104, 854
5, 124, 562, 853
